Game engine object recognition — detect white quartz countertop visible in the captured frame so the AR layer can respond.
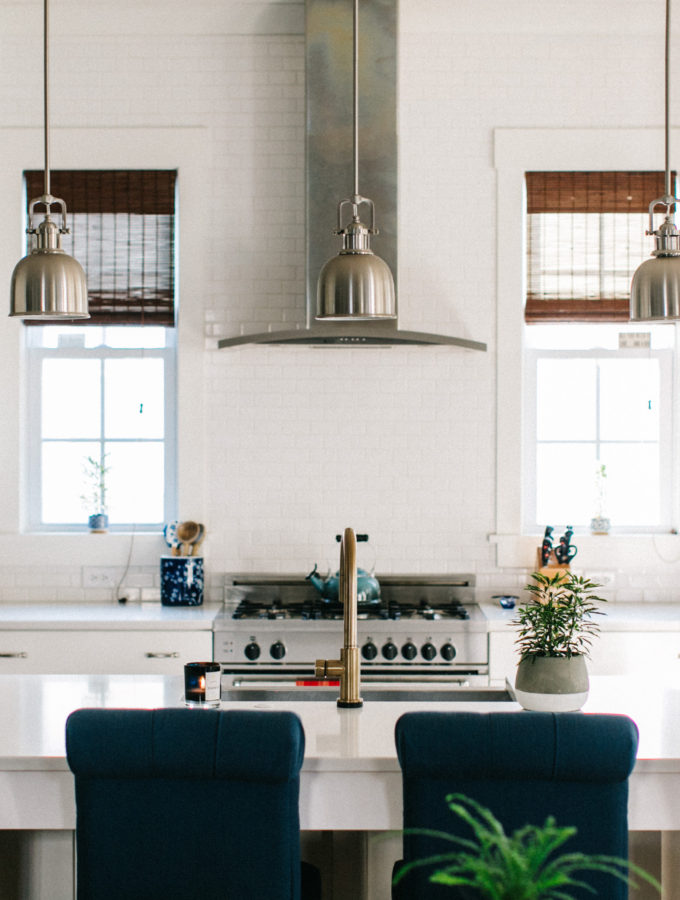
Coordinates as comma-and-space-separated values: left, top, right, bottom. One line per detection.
0, 672, 676, 773
481, 600, 680, 632
1, 672, 679, 832
0, 603, 220, 631
0, 600, 678, 633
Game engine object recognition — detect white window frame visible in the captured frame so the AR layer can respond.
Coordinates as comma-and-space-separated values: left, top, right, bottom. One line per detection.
493, 128, 680, 568
523, 346, 673, 534
25, 331, 177, 532
0, 126, 207, 556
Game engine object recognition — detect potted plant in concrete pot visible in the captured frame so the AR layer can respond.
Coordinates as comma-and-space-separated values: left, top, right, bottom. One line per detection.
80, 454, 110, 533
513, 571, 605, 711
393, 794, 660, 898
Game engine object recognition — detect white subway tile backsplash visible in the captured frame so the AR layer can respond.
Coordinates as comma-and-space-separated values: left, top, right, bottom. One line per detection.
0, 2, 676, 601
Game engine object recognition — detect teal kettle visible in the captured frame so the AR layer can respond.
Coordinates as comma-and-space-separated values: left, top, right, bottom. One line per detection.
306, 563, 381, 606
306, 534, 381, 606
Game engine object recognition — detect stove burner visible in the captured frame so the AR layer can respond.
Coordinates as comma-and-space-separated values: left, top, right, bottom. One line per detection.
232, 594, 472, 622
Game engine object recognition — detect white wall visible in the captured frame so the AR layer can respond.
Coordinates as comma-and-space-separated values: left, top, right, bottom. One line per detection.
0, 0, 678, 603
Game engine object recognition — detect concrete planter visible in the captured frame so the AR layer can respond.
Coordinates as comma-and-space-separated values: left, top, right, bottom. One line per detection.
514, 654, 589, 711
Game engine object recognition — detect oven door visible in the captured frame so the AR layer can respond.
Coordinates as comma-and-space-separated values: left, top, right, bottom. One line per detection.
220, 669, 510, 703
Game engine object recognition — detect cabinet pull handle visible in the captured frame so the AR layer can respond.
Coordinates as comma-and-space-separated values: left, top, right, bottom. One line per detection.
0, 652, 28, 658
145, 651, 180, 659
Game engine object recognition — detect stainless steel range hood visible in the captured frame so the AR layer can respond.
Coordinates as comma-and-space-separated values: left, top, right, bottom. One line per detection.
218, 0, 486, 351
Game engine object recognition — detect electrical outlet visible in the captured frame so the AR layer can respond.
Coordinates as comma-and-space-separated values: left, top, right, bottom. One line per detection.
587, 571, 614, 586
83, 566, 120, 588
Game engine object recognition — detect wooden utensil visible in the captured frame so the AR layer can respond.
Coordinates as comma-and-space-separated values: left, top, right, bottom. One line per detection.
176, 520, 200, 556
190, 523, 205, 557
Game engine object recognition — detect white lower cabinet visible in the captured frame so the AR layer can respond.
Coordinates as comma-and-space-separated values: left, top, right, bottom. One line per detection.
0, 630, 212, 674
490, 628, 680, 683
489, 630, 517, 685
588, 631, 680, 676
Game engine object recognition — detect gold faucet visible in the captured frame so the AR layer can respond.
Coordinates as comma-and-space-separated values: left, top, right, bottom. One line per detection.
315, 527, 363, 708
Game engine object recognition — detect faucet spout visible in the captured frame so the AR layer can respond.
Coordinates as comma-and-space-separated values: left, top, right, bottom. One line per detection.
315, 527, 363, 708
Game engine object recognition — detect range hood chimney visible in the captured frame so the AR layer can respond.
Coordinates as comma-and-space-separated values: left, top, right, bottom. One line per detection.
218, 0, 486, 350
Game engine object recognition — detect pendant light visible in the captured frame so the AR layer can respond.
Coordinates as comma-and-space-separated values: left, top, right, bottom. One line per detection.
316, 0, 396, 320
9, 0, 88, 319
630, 0, 680, 321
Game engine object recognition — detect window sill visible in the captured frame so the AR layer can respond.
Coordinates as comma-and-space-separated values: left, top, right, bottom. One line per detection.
490, 533, 680, 570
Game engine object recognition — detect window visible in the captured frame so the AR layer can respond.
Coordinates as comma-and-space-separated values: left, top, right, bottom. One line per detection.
524, 332, 673, 533
524, 171, 675, 534
24, 170, 177, 532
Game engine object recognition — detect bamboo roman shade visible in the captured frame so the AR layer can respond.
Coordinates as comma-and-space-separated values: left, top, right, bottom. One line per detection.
24, 170, 176, 326
525, 171, 670, 323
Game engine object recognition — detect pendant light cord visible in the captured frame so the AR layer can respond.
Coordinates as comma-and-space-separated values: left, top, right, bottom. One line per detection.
666, 0, 671, 199
352, 0, 359, 201
43, 0, 50, 199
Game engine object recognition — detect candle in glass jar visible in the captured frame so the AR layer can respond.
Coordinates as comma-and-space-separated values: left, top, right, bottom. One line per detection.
184, 662, 221, 707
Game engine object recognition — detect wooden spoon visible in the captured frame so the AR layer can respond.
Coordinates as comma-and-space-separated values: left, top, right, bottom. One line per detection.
176, 520, 200, 556
190, 523, 205, 557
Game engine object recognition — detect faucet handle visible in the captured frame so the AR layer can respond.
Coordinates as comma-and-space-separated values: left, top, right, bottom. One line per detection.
315, 658, 343, 679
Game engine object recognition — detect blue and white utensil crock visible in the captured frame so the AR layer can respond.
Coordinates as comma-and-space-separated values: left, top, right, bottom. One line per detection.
160, 556, 204, 606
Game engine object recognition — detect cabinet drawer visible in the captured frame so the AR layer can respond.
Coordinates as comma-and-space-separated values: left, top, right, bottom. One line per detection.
0, 631, 213, 674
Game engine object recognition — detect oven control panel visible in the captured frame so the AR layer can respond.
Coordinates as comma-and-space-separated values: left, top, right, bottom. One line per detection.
214, 621, 488, 670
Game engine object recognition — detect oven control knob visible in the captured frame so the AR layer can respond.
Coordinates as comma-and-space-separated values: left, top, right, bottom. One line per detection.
382, 641, 398, 660
270, 641, 286, 660
441, 643, 456, 661
401, 641, 417, 661
244, 641, 261, 661
421, 642, 437, 661
362, 641, 378, 661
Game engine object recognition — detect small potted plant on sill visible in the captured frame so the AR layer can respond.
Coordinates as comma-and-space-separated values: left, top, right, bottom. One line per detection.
393, 794, 660, 899
80, 454, 110, 533
590, 462, 611, 535
513, 570, 605, 711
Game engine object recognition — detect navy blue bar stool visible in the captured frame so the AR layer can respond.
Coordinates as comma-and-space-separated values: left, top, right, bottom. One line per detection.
66, 708, 321, 900
394, 711, 639, 899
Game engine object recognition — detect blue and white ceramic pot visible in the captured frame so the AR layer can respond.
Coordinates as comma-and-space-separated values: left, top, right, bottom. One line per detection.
88, 513, 108, 533
160, 556, 204, 606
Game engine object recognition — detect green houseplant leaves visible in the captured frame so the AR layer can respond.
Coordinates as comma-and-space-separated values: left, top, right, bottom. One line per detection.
393, 794, 660, 899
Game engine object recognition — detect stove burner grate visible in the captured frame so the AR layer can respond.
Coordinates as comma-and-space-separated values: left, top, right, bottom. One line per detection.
231, 595, 471, 622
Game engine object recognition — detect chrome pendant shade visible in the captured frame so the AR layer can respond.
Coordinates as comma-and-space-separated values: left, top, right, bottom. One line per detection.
9, 0, 88, 320
630, 232, 680, 320
10, 204, 88, 319
630, 0, 680, 321
316, 0, 396, 321
317, 205, 396, 319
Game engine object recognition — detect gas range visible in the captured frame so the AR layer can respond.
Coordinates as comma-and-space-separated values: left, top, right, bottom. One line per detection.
213, 574, 488, 680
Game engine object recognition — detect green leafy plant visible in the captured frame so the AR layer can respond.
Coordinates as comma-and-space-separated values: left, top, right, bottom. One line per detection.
79, 454, 110, 515
514, 571, 605, 660
393, 794, 660, 899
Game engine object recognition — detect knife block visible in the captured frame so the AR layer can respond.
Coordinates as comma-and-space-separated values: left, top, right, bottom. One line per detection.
536, 548, 570, 577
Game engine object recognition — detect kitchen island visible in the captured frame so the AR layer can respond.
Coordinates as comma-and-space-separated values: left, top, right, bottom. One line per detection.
0, 671, 677, 898
0, 671, 677, 831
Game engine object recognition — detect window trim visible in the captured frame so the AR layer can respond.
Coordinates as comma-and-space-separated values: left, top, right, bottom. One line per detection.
493, 127, 680, 568
25, 333, 177, 533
